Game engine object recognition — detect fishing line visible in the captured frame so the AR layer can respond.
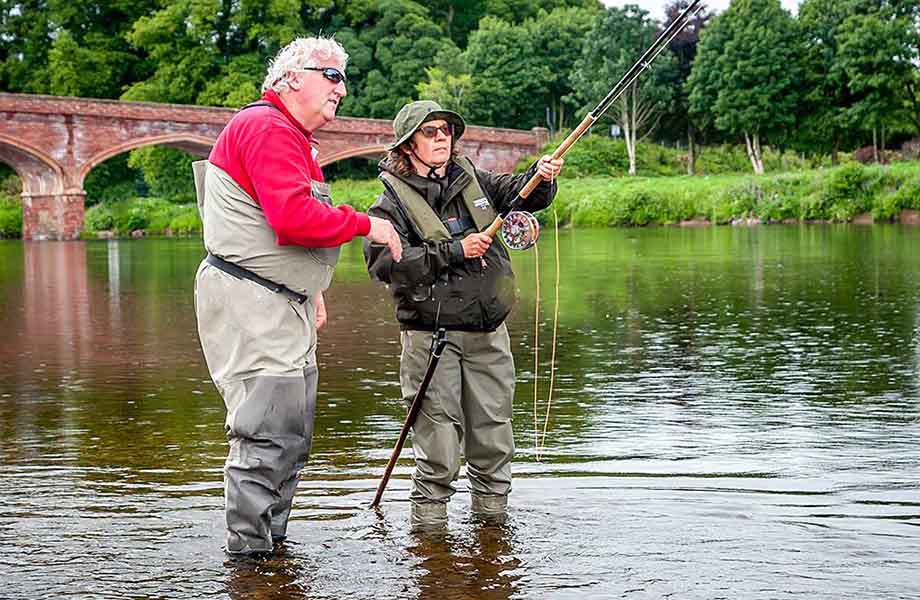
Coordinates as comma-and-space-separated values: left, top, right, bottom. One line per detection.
533, 241, 541, 461
539, 207, 561, 457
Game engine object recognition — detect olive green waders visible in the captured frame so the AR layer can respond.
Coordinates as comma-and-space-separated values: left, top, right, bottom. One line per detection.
400, 325, 516, 524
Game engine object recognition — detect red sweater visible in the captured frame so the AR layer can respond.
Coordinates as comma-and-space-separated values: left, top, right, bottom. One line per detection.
209, 90, 371, 247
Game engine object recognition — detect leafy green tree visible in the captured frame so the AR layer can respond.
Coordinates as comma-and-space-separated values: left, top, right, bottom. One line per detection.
658, 0, 713, 175
127, 147, 197, 204
416, 48, 476, 114
687, 0, 803, 174
196, 53, 263, 108
327, 1, 456, 119
122, 0, 229, 105
463, 16, 551, 129
528, 6, 599, 135
838, 1, 920, 157
365, 9, 456, 117
0, 1, 52, 93
797, 0, 867, 164
571, 5, 677, 176
2, 0, 155, 96
424, 0, 601, 47
417, 4, 598, 131
48, 30, 137, 97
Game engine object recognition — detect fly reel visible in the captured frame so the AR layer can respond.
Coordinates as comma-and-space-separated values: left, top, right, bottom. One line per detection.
499, 210, 540, 251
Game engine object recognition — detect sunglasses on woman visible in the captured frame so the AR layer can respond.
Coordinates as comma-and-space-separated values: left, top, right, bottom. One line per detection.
299, 67, 347, 85
418, 123, 453, 138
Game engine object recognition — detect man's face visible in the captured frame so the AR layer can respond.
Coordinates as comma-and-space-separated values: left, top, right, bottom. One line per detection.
294, 58, 347, 130
411, 119, 453, 166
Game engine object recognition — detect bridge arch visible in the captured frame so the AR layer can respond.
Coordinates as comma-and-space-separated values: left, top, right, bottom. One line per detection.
319, 144, 387, 167
0, 134, 65, 196
78, 133, 215, 188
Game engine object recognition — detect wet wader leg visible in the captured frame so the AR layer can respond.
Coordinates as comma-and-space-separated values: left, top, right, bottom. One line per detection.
460, 325, 515, 505
223, 373, 313, 554
400, 330, 464, 509
270, 365, 318, 543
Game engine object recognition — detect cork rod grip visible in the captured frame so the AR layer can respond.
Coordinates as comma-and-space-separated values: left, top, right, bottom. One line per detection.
516, 114, 595, 201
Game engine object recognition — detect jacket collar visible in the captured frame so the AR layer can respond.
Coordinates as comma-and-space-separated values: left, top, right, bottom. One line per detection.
380, 158, 471, 208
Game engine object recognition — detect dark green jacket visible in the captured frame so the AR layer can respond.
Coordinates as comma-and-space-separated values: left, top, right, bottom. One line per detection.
364, 157, 556, 332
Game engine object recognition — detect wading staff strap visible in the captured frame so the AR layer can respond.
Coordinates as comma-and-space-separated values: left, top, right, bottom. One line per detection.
370, 328, 448, 509
484, 0, 705, 238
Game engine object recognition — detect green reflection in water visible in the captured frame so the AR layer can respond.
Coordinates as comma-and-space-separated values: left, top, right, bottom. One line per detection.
1, 226, 919, 483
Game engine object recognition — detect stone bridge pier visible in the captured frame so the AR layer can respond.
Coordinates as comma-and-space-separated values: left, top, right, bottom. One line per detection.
0, 137, 84, 240
0, 93, 548, 240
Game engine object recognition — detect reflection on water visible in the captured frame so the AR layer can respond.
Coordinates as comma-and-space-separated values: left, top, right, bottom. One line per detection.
1, 228, 919, 599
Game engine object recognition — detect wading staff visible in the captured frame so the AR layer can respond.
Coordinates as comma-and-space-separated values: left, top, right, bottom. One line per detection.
370, 328, 448, 509
484, 0, 706, 239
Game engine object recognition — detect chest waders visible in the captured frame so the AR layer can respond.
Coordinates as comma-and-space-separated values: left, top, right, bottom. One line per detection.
192, 107, 340, 554
380, 158, 516, 528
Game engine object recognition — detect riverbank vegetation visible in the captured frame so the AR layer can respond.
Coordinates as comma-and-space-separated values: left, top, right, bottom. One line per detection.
330, 160, 920, 227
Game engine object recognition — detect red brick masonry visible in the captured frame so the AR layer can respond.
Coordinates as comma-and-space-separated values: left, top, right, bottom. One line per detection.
0, 93, 548, 240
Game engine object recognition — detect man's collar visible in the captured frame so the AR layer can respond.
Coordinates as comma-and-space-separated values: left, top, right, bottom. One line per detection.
261, 90, 317, 144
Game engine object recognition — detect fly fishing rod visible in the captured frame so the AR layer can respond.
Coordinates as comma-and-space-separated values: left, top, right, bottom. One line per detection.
488, 0, 706, 250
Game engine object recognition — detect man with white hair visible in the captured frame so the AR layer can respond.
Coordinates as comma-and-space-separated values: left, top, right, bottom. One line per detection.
192, 36, 402, 556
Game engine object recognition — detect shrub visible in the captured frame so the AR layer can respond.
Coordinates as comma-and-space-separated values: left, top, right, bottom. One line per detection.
168, 208, 202, 235
823, 162, 869, 220
0, 196, 22, 238
84, 204, 115, 231
122, 206, 149, 233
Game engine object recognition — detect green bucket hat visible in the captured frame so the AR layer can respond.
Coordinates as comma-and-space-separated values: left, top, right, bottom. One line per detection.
386, 100, 466, 152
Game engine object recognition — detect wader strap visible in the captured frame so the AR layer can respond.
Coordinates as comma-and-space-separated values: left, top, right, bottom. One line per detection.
240, 101, 280, 112
206, 254, 309, 305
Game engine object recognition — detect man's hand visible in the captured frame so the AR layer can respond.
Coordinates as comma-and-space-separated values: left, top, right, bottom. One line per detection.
314, 292, 327, 330
537, 155, 564, 181
367, 216, 403, 262
461, 232, 492, 258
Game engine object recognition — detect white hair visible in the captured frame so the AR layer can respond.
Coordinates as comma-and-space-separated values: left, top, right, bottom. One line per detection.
261, 36, 349, 94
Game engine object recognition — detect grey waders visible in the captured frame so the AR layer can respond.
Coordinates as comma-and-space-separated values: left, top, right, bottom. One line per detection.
193, 160, 339, 555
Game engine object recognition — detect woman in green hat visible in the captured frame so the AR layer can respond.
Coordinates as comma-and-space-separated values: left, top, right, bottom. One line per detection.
364, 100, 563, 529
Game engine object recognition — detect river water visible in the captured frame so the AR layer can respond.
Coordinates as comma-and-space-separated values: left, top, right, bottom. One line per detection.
0, 227, 918, 599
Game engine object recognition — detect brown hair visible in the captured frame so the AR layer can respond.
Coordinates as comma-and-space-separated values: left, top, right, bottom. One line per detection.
385, 141, 460, 177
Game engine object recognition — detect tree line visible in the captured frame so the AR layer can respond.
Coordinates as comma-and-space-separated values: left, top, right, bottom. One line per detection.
1, 0, 918, 184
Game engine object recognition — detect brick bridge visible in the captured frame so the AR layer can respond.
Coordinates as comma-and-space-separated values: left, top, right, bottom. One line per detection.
0, 93, 548, 240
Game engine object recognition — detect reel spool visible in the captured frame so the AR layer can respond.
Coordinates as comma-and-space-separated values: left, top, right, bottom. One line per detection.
500, 210, 540, 251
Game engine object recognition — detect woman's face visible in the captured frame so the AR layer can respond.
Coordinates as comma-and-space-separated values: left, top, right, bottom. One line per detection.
410, 119, 453, 167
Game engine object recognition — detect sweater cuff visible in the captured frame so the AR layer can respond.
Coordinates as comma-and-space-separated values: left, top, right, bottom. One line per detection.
355, 212, 372, 237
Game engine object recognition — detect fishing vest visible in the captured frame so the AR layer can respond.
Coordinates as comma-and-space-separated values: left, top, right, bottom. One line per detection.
193, 159, 340, 299
379, 157, 497, 241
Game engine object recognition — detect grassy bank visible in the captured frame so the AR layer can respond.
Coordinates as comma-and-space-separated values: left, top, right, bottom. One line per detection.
332, 161, 920, 226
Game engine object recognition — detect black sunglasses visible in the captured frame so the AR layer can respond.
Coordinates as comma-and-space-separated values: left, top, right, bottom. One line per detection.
300, 67, 347, 85
418, 123, 453, 138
